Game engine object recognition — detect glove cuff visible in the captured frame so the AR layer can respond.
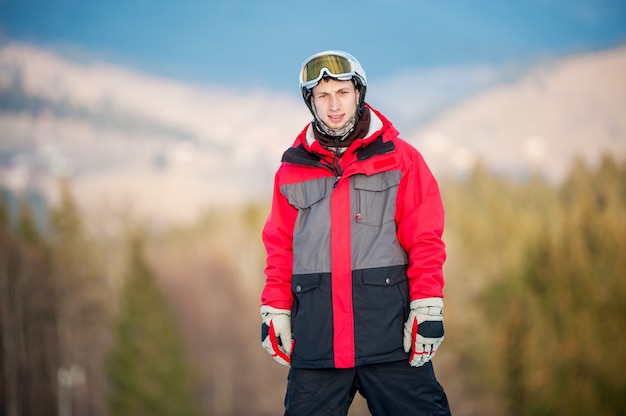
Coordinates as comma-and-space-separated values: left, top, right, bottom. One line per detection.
260, 305, 291, 318
409, 297, 443, 316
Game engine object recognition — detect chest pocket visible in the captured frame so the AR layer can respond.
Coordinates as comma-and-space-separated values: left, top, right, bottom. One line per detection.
352, 171, 400, 227
281, 177, 328, 210
281, 178, 333, 242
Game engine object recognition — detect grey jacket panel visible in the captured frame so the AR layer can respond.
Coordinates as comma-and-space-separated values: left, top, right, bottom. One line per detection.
281, 176, 334, 274
351, 170, 407, 269
280, 170, 407, 275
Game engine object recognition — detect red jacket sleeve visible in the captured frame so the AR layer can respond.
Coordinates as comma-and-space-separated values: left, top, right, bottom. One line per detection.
260, 166, 298, 310
395, 145, 446, 300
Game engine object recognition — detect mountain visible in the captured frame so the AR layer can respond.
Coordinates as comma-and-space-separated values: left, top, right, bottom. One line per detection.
408, 46, 626, 182
1, 42, 625, 226
0, 42, 310, 226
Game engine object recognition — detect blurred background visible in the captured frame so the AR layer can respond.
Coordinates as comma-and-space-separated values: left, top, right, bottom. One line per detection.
1, 1, 625, 415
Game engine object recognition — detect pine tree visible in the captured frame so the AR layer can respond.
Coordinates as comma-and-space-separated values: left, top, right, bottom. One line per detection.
107, 232, 202, 416
482, 155, 626, 415
0, 191, 59, 416
49, 179, 111, 416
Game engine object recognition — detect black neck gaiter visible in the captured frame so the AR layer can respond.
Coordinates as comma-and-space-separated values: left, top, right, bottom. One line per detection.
313, 108, 371, 150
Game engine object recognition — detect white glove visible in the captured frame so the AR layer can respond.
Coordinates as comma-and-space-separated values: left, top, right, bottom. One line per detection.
403, 297, 444, 367
260, 305, 293, 366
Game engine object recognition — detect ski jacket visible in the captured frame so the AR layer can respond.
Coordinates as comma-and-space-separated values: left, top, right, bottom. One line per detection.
261, 104, 446, 369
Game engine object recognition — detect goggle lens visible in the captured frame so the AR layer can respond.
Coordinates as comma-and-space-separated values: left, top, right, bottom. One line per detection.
302, 54, 354, 85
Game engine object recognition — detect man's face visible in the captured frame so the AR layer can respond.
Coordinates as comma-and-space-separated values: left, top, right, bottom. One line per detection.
311, 78, 359, 130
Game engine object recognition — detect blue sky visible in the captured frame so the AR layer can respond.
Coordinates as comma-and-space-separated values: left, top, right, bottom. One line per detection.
1, 0, 625, 93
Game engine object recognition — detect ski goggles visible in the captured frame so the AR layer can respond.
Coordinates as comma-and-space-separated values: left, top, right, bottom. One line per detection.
300, 53, 358, 90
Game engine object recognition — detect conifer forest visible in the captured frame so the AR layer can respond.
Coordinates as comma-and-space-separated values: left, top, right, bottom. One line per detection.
1, 154, 625, 416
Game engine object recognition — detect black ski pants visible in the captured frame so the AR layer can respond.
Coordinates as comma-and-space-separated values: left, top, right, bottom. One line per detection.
284, 360, 451, 416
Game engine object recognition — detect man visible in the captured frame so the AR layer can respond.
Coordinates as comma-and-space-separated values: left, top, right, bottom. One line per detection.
260, 50, 451, 415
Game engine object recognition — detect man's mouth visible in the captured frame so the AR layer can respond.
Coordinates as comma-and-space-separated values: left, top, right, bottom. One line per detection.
328, 114, 344, 123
